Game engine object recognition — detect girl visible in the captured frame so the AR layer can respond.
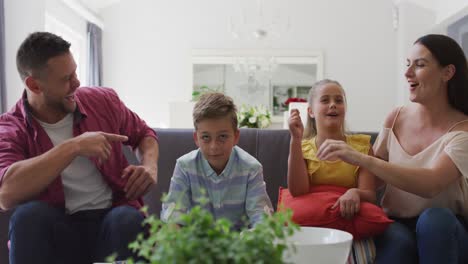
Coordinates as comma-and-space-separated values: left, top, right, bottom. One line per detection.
287, 79, 376, 220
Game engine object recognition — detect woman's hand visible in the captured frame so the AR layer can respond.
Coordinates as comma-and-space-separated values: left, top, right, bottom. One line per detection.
288, 109, 304, 140
316, 139, 364, 166
332, 188, 360, 219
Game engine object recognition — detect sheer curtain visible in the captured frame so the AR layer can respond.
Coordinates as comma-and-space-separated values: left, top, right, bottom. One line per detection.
0, 0, 6, 112
87, 22, 102, 86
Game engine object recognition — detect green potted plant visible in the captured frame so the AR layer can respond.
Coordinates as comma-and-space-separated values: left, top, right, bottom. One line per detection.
192, 85, 224, 101
109, 196, 298, 264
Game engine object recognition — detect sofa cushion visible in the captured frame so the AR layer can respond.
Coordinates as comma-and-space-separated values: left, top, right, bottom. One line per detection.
255, 129, 291, 210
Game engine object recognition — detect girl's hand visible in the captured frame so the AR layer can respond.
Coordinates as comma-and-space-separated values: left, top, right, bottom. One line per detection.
332, 188, 360, 219
316, 139, 363, 166
288, 109, 304, 140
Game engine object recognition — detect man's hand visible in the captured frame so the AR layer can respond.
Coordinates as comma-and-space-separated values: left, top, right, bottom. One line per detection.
72, 132, 128, 163
122, 165, 157, 200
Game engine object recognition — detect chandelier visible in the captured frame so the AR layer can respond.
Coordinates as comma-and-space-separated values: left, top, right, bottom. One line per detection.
229, 0, 289, 90
232, 56, 278, 88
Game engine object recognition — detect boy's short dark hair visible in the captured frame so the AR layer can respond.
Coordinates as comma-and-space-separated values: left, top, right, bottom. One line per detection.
193, 93, 238, 130
16, 32, 71, 80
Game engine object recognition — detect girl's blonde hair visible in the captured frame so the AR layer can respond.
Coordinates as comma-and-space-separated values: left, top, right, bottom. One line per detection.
303, 79, 346, 139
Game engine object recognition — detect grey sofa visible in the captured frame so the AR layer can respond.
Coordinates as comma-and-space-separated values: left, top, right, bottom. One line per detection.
0, 128, 377, 263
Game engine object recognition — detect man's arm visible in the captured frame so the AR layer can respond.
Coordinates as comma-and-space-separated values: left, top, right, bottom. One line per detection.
0, 132, 128, 210
122, 136, 159, 200
105, 87, 159, 200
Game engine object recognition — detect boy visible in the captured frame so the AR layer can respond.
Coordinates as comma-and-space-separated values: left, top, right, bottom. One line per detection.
161, 93, 272, 230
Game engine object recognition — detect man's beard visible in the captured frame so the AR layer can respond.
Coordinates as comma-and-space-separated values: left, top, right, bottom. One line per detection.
45, 97, 75, 115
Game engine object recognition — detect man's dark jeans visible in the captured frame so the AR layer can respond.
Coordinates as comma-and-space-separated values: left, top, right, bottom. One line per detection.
9, 201, 144, 264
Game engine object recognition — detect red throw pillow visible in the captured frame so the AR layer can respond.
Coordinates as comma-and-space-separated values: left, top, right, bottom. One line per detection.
277, 185, 393, 240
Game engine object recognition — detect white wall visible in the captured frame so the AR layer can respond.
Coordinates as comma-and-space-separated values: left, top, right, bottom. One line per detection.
45, 0, 88, 83
4, 0, 45, 110
404, 0, 468, 24
4, 1, 468, 131
395, 2, 436, 106
101, 0, 398, 131
46, 0, 86, 35
4, 0, 87, 110
434, 0, 468, 24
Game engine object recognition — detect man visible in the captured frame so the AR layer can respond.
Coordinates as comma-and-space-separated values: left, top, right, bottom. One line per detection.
0, 32, 159, 264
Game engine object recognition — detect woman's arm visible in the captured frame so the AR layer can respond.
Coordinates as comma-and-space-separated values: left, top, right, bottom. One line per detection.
362, 152, 460, 198
317, 140, 461, 199
356, 148, 377, 203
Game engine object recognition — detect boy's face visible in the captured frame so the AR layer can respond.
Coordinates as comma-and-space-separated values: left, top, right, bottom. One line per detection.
194, 116, 240, 174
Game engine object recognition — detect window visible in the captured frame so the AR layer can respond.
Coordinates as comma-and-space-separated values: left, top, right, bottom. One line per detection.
45, 13, 87, 84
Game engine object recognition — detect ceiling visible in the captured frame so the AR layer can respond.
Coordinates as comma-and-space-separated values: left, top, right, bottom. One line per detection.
402, 0, 437, 11
77, 0, 120, 13
77, 0, 441, 15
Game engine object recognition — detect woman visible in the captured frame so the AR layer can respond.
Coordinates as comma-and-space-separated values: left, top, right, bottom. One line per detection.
316, 34, 468, 264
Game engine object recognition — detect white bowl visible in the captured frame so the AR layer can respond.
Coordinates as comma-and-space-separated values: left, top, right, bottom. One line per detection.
284, 227, 353, 264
